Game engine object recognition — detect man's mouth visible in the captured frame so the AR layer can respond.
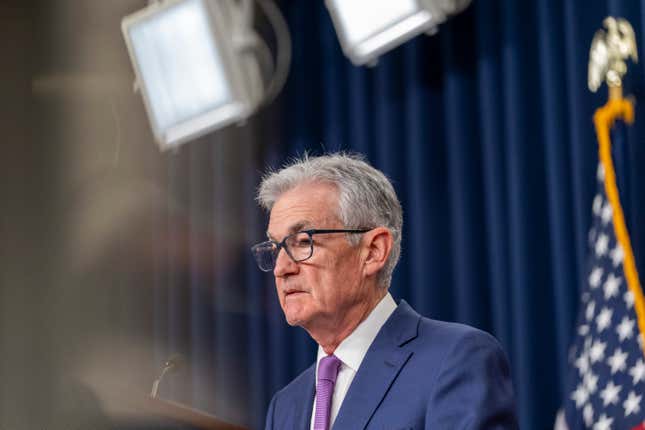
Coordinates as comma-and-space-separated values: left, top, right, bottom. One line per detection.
284, 289, 306, 297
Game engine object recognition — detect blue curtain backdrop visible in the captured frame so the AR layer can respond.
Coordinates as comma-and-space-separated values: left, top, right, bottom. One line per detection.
152, 1, 645, 429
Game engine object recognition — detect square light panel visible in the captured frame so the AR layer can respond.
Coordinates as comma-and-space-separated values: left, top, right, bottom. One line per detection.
325, 0, 443, 66
122, 0, 256, 149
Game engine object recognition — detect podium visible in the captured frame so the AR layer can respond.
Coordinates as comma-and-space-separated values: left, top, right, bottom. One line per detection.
105, 395, 247, 430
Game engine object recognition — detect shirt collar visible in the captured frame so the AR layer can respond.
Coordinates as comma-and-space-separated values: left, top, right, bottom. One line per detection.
316, 292, 397, 372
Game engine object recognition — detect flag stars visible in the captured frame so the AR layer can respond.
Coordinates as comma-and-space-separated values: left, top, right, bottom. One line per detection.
623, 390, 641, 417
603, 274, 622, 300
567, 162, 642, 430
575, 352, 590, 375
571, 384, 589, 408
599, 381, 621, 406
624, 290, 635, 308
593, 413, 613, 430
589, 340, 607, 363
615, 317, 634, 342
583, 403, 594, 427
589, 267, 603, 289
586, 301, 596, 321
593, 194, 603, 215
629, 359, 645, 385
584, 371, 598, 395
595, 234, 609, 257
607, 348, 628, 374
584, 336, 593, 352
595, 307, 613, 333
601, 202, 613, 225
589, 228, 598, 246
597, 164, 605, 182
610, 245, 624, 267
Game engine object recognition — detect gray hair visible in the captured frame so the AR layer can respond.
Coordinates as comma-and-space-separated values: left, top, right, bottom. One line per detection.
257, 153, 402, 288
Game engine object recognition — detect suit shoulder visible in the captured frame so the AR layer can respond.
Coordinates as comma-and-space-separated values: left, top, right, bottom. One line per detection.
416, 316, 506, 356
415, 319, 518, 427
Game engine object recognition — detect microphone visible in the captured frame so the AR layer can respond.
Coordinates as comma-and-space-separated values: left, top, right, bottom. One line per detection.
150, 354, 185, 399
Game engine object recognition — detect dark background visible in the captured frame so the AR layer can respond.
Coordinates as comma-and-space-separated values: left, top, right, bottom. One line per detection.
2, 1, 645, 429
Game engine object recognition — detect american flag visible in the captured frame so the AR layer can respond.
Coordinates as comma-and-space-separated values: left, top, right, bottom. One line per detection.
562, 162, 645, 430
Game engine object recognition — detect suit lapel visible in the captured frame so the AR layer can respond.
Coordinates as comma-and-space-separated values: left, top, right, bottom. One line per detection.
332, 300, 420, 430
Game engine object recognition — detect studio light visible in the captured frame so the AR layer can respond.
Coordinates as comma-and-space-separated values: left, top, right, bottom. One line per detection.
325, 0, 472, 66
122, 0, 290, 150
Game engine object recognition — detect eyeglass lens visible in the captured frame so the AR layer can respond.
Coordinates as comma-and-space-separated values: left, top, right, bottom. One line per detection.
252, 232, 314, 272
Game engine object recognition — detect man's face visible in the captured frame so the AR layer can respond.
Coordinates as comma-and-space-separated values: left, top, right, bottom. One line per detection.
267, 182, 370, 331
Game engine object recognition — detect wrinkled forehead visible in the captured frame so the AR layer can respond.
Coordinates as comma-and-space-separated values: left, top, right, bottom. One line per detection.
266, 182, 341, 239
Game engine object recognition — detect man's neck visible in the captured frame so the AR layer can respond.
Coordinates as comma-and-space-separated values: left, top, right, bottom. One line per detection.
307, 288, 387, 355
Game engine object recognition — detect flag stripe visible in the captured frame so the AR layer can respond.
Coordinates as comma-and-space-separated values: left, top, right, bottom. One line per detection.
594, 98, 645, 358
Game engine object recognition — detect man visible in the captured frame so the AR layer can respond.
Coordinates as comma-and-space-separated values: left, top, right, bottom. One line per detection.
252, 153, 518, 429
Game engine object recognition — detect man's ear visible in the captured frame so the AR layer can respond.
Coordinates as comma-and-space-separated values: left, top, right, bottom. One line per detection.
362, 227, 393, 278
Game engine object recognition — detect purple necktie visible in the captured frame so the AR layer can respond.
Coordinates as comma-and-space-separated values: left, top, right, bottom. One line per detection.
313, 355, 342, 430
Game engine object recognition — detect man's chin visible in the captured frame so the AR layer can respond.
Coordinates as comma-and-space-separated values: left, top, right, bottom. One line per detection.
284, 312, 306, 327
283, 308, 313, 327
285, 318, 300, 327
281, 299, 309, 326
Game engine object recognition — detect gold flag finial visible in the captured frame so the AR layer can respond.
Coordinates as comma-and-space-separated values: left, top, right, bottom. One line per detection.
588, 17, 638, 100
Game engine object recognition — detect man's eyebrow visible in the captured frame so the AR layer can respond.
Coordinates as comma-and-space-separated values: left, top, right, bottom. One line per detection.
266, 220, 312, 241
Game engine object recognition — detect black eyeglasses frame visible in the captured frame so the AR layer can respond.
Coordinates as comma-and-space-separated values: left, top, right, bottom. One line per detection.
251, 228, 373, 272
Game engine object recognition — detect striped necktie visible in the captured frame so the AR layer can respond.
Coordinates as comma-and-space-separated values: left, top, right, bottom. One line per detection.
313, 355, 342, 430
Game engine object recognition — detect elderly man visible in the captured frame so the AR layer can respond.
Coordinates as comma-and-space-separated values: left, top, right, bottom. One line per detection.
252, 153, 518, 430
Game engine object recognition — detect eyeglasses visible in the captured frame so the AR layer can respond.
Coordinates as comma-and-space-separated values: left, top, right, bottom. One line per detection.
251, 228, 372, 272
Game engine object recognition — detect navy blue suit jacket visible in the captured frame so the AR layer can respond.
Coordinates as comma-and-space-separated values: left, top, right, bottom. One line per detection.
265, 300, 518, 429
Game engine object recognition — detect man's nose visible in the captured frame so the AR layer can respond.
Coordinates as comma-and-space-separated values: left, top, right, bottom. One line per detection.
273, 248, 298, 277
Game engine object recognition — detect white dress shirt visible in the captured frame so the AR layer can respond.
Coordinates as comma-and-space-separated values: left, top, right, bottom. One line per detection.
310, 292, 397, 430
